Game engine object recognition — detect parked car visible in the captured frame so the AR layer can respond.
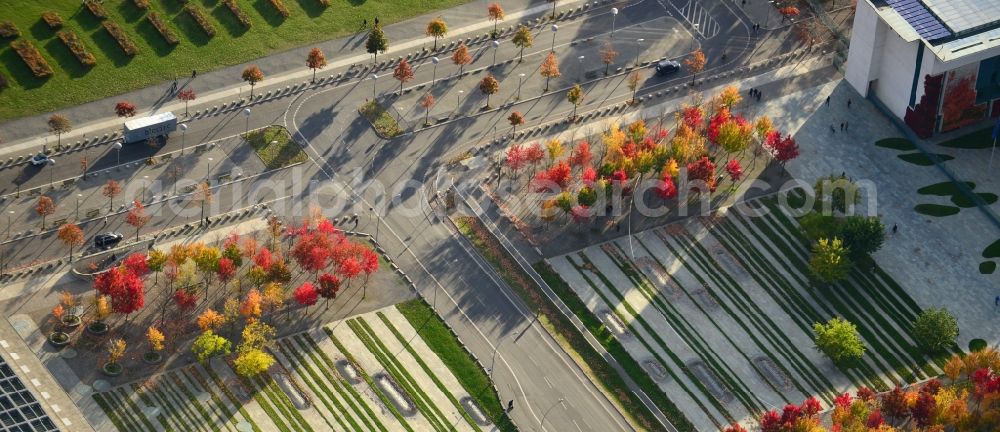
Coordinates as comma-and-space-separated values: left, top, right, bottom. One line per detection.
655, 60, 681, 76
29, 153, 52, 166
94, 232, 124, 249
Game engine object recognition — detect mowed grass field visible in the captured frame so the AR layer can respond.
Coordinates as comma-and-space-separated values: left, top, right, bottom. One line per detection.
0, 0, 469, 120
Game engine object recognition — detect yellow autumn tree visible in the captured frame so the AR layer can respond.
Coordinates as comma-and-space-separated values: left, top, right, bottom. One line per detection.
545, 139, 563, 162
716, 85, 742, 108
147, 326, 164, 353
92, 295, 111, 322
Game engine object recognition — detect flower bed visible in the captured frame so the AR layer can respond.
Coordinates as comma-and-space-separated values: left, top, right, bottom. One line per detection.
132, 0, 150, 9
184, 4, 216, 38
0, 21, 19, 38
146, 12, 179, 45
11, 40, 54, 78
42, 12, 63, 29
103, 21, 138, 56
223, 0, 252, 28
57, 31, 97, 67
84, 0, 109, 20
269, 0, 291, 18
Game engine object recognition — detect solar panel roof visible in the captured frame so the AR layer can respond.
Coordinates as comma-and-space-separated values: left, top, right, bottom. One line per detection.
884, 0, 952, 41
923, 0, 1000, 34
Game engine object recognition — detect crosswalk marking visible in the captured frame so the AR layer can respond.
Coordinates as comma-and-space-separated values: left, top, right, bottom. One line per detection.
678, 0, 721, 39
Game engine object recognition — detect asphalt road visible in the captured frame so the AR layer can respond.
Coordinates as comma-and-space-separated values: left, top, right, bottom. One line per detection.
0, 0, 778, 429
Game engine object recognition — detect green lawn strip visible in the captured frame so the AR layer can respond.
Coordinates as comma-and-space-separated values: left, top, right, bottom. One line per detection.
183, 367, 241, 432
597, 243, 768, 414
131, 382, 173, 431
116, 386, 158, 431
714, 219, 886, 391
92, 392, 132, 432
291, 335, 388, 432
758, 202, 939, 378
101, 390, 144, 432
250, 375, 299, 431
740, 212, 922, 383
159, 373, 213, 432
375, 311, 483, 431
348, 318, 452, 432
202, 365, 263, 432
168, 371, 224, 431
360, 100, 403, 137
244, 126, 308, 169
275, 339, 352, 430
254, 374, 313, 432
140, 378, 196, 432
452, 216, 673, 431
655, 230, 836, 404
394, 299, 517, 432
533, 262, 694, 431
669, 228, 841, 402
231, 371, 292, 432
323, 329, 417, 432
566, 254, 733, 428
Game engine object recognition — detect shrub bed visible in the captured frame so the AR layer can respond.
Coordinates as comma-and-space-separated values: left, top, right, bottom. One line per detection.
0, 21, 19, 38
11, 40, 54, 78
57, 31, 97, 67
42, 12, 63, 29
223, 0, 252, 28
84, 0, 109, 20
317, 0, 330, 6
102, 21, 138, 56
270, 0, 291, 17
146, 12, 179, 45
359, 100, 402, 138
184, 4, 216, 38
132, 0, 150, 9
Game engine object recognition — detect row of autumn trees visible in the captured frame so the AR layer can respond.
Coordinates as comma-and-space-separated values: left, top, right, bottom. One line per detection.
80, 216, 379, 377
721, 347, 1000, 432
500, 86, 800, 222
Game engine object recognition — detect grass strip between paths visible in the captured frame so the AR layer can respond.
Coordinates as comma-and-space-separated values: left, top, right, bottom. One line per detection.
275, 339, 353, 430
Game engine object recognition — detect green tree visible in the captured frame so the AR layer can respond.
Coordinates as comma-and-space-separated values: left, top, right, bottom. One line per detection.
798, 211, 840, 241
192, 330, 231, 363
511, 25, 533, 62
234, 348, 274, 377
813, 317, 865, 364
366, 23, 389, 64
808, 237, 852, 283
814, 175, 860, 214
912, 308, 958, 353
839, 216, 885, 257
577, 187, 597, 207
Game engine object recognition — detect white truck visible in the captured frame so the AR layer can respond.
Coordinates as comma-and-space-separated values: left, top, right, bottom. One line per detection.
123, 112, 177, 144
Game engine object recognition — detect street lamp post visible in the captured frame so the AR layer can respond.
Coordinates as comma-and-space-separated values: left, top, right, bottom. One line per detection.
431, 57, 440, 88
767, 1, 775, 27
635, 38, 645, 66
371, 73, 379, 100
550, 25, 559, 52
142, 175, 149, 202
369, 206, 380, 245
610, 7, 619, 38
691, 24, 699, 51
113, 141, 123, 166
578, 55, 585, 81
491, 40, 500, 68
517, 73, 526, 100
76, 193, 82, 219
47, 159, 55, 188
243, 108, 251, 136
206, 157, 213, 183
179, 123, 187, 155
456, 90, 464, 110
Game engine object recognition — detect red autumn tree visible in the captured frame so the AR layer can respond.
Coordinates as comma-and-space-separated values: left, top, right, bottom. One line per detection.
546, 161, 572, 190
687, 157, 717, 193
177, 89, 196, 116
725, 159, 743, 182
707, 107, 731, 144
764, 132, 801, 166
114, 101, 137, 119
568, 141, 592, 167
722, 424, 747, 432
909, 391, 936, 427
393, 59, 414, 95
656, 175, 677, 199
317, 273, 341, 309
506, 144, 527, 175
779, 6, 800, 18
880, 387, 908, 422
102, 180, 122, 212
173, 289, 197, 311
361, 249, 378, 283
125, 200, 151, 241
338, 257, 362, 288
681, 106, 704, 130
759, 410, 781, 432
293, 282, 318, 309
254, 247, 273, 269
525, 142, 546, 172
123, 252, 149, 276
35, 196, 55, 229
800, 396, 821, 417
452, 42, 472, 74
99, 269, 144, 322
507, 111, 524, 135
581, 166, 597, 186
306, 47, 327, 83
217, 257, 236, 285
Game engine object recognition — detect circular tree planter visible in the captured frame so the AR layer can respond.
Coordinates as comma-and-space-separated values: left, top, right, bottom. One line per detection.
61, 314, 82, 330
143, 352, 162, 365
102, 363, 123, 377
87, 321, 109, 336
48, 332, 70, 348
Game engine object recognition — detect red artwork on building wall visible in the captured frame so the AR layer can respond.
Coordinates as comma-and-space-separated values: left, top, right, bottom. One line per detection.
941, 64, 987, 132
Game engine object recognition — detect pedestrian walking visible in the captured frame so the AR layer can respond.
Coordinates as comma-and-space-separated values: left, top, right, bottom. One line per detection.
374, 16, 379, 25
192, 69, 197, 78
103, 216, 108, 225
362, 18, 367, 30
847, 98, 852, 108
507, 400, 514, 413
892, 223, 898, 234
995, 295, 999, 307
741, 0, 746, 6
840, 123, 844, 131
845, 121, 849, 131
830, 125, 835, 134
825, 96, 830, 106
756, 91, 761, 102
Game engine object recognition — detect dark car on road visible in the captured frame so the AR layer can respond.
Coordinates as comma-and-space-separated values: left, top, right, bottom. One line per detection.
655, 60, 681, 76
94, 232, 124, 249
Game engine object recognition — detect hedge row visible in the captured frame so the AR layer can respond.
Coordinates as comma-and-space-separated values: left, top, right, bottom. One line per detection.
84, 0, 109, 20
42, 12, 63, 29
270, 0, 290, 18
132, 0, 150, 9
0, 21, 19, 38
57, 31, 96, 67
317, 0, 330, 7
147, 12, 179, 45
184, 4, 216, 38
223, 0, 252, 28
11, 40, 53, 78
102, 21, 138, 56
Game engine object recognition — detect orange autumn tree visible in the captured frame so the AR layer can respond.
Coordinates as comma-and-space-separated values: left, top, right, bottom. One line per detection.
452, 42, 472, 74
306, 47, 327, 83
684, 49, 706, 84
57, 222, 84, 261
197, 308, 226, 332
540, 52, 561, 92
240, 289, 262, 321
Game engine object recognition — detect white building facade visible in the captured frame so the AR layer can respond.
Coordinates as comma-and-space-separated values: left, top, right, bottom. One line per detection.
845, 0, 1000, 137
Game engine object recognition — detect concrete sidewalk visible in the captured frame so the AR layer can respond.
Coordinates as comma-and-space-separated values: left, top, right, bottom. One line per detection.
0, 0, 603, 158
